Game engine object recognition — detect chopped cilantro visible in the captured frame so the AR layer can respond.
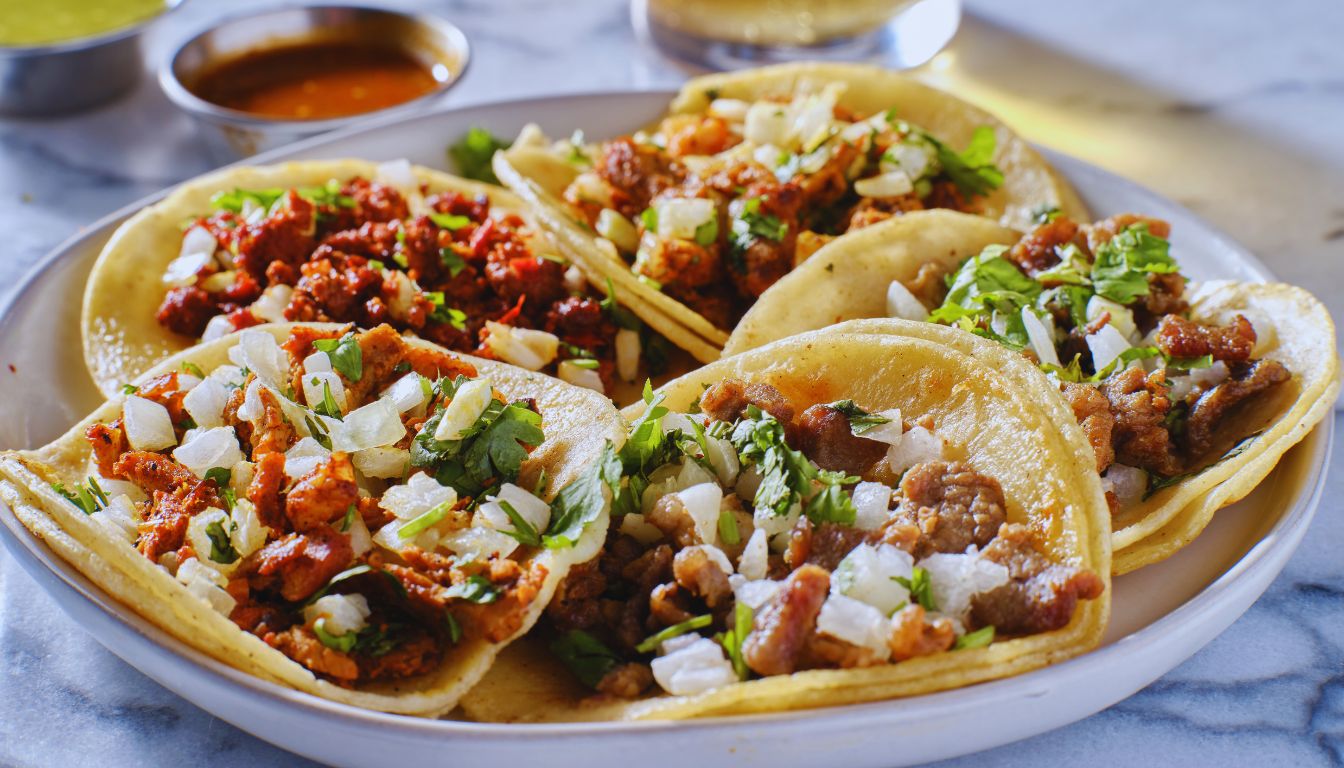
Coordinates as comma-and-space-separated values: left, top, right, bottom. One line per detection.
1090, 223, 1180, 304
445, 612, 463, 644
828, 400, 891, 435
893, 566, 937, 611
51, 477, 108, 515
313, 332, 363, 382
204, 518, 239, 564
449, 127, 510, 184
544, 442, 621, 548
694, 217, 719, 246
730, 406, 856, 524
120, 384, 138, 395
304, 563, 405, 606
411, 396, 545, 497
311, 378, 343, 419
425, 292, 468, 330
444, 574, 501, 604
716, 602, 754, 680
203, 467, 235, 509
927, 125, 1003, 199
1032, 204, 1062, 224
497, 499, 542, 547
600, 277, 642, 330
338, 504, 357, 533
729, 198, 787, 263
635, 614, 712, 654
440, 248, 467, 277
954, 625, 995, 650
717, 508, 740, 546
639, 207, 658, 233
429, 213, 472, 230
566, 358, 600, 370
551, 630, 620, 689
313, 618, 357, 653
304, 414, 333, 450
398, 498, 459, 540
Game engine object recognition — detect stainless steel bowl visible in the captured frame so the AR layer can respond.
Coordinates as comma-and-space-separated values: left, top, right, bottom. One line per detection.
0, 0, 184, 116
160, 5, 470, 162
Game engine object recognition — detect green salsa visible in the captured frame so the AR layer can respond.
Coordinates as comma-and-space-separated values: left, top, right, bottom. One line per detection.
0, 0, 167, 47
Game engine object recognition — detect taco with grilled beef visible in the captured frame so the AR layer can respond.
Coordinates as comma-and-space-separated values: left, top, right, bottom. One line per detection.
725, 209, 1340, 573
460, 322, 1109, 721
82, 158, 696, 404
0, 323, 625, 716
493, 62, 1088, 359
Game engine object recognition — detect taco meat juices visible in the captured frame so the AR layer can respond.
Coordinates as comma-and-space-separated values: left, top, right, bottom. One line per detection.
546, 378, 1103, 699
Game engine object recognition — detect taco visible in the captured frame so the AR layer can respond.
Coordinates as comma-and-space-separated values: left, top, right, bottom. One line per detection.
81, 158, 697, 404
460, 323, 1109, 721
492, 62, 1088, 358
0, 323, 625, 716
725, 209, 1340, 573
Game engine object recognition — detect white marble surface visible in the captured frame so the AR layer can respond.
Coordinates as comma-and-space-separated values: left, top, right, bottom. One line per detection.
2, 0, 1342, 765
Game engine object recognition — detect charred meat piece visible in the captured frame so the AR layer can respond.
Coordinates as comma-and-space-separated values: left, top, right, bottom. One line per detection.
1060, 382, 1116, 473
1099, 367, 1181, 476
794, 403, 888, 477
1155, 314, 1256, 364
743, 564, 830, 677
894, 461, 1008, 558
698, 378, 795, 425
970, 523, 1104, 635
1183, 359, 1290, 457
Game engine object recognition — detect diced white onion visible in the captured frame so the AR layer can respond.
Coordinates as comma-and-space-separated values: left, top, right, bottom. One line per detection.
675, 482, 723, 546
854, 170, 914, 198
736, 528, 769, 581
1086, 295, 1137, 340
918, 552, 1010, 620
483, 322, 559, 371
438, 526, 519, 560
250, 284, 293, 323
563, 265, 586, 293
201, 315, 234, 342
832, 543, 914, 615
284, 438, 331, 481
557, 361, 605, 393
302, 371, 347, 416
596, 209, 640, 252
478, 483, 552, 535
381, 372, 427, 414
229, 499, 270, 558
1102, 463, 1148, 508
816, 594, 892, 660
618, 513, 664, 545
434, 377, 494, 441
176, 557, 236, 616
856, 408, 904, 445
180, 225, 217, 261
702, 436, 740, 487
615, 329, 641, 383
123, 396, 176, 451
90, 494, 141, 544
304, 594, 371, 636
185, 508, 232, 573
655, 197, 717, 241
347, 510, 373, 557
183, 377, 230, 430
850, 481, 893, 531
303, 351, 332, 375
162, 250, 214, 288
707, 98, 750, 122
729, 574, 780, 610
228, 330, 289, 391
333, 398, 405, 452
569, 171, 614, 207
743, 101, 793, 147
886, 281, 928, 321
1022, 307, 1061, 367
375, 159, 417, 193
882, 426, 945, 477
380, 472, 457, 521
651, 636, 737, 696
687, 544, 734, 576
1086, 324, 1132, 374
172, 427, 244, 479
882, 142, 932, 179
353, 446, 410, 479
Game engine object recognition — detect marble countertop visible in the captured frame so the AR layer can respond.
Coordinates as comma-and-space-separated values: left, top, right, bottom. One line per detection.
2, 0, 1342, 765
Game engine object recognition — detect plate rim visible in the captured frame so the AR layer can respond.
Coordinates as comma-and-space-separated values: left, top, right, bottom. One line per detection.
0, 89, 1327, 748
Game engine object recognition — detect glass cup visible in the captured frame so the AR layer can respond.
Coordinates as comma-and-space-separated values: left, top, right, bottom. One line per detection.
632, 0, 961, 70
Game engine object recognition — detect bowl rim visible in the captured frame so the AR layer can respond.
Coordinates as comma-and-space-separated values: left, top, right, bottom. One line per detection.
156, 3, 471, 131
0, 0, 187, 56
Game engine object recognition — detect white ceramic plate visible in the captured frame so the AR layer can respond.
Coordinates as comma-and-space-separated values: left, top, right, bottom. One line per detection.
0, 92, 1331, 768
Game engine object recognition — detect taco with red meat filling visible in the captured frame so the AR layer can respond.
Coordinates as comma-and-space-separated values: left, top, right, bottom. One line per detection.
0, 323, 625, 716
724, 209, 1340, 573
492, 62, 1088, 359
460, 322, 1109, 721
82, 159, 700, 404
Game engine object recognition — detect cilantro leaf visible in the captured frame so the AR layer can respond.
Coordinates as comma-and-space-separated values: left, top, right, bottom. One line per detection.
51, 477, 108, 516
544, 441, 621, 548
1091, 223, 1180, 304
635, 614, 712, 654
313, 332, 363, 382
412, 398, 545, 497
729, 406, 856, 525
444, 574, 501, 604
716, 602, 754, 680
551, 630, 621, 689
440, 248, 467, 278
828, 400, 891, 435
894, 566, 937, 611
449, 127, 510, 184
954, 625, 995, 650
729, 198, 787, 263
497, 499, 542, 547
928, 126, 1003, 199
204, 518, 239, 564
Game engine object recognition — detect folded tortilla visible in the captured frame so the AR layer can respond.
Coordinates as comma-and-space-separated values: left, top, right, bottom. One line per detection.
723, 210, 1340, 573
495, 63, 1090, 360
0, 323, 625, 716
461, 322, 1110, 721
